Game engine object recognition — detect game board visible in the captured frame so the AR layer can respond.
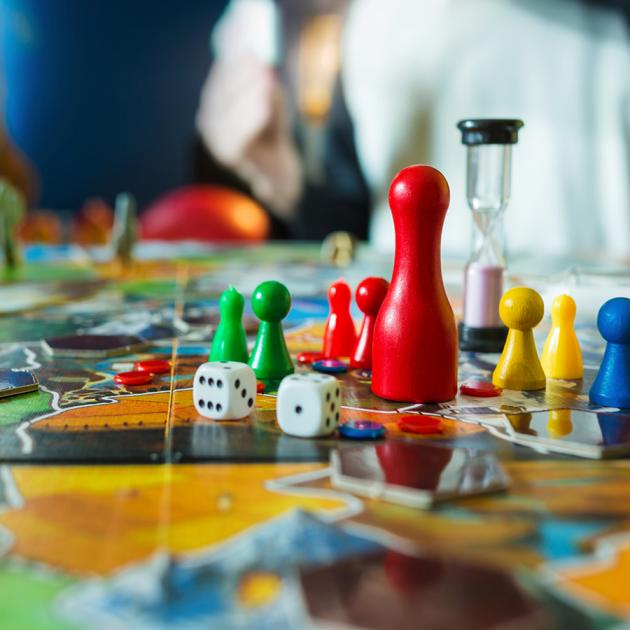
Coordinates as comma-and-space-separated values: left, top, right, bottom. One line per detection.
0, 243, 629, 629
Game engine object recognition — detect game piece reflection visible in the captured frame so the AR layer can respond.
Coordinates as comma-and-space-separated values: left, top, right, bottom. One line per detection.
299, 550, 551, 629
598, 413, 630, 446
375, 442, 452, 490
501, 408, 630, 458
547, 409, 573, 439
505, 412, 535, 436
332, 442, 509, 507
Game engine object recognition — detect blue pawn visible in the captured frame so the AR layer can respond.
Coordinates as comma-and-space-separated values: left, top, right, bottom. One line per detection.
590, 298, 630, 408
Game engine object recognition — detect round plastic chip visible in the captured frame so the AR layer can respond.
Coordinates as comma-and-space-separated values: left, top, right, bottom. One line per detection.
339, 420, 386, 440
397, 414, 442, 435
134, 359, 171, 374
114, 370, 154, 386
312, 359, 348, 374
460, 380, 502, 397
296, 351, 325, 365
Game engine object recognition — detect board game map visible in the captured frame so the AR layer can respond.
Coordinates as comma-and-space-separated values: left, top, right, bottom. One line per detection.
0, 243, 628, 629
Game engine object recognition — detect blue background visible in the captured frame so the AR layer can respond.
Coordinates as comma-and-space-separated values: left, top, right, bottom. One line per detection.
0, 0, 227, 210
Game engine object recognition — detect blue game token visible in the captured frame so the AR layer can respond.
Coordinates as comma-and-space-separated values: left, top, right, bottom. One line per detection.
338, 420, 386, 440
312, 359, 348, 374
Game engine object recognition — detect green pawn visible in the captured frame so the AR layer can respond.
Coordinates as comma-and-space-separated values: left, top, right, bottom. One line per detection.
248, 281, 294, 381
0, 178, 25, 272
209, 286, 249, 363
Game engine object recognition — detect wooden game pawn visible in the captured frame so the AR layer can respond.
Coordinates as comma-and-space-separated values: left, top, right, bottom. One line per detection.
248, 280, 294, 381
590, 297, 630, 408
350, 277, 389, 370
323, 280, 357, 358
492, 287, 546, 391
371, 165, 458, 402
210, 286, 249, 363
540, 294, 583, 379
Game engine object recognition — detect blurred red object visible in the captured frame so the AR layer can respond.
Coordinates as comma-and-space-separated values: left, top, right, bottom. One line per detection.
72, 198, 114, 246
19, 210, 63, 244
140, 186, 270, 242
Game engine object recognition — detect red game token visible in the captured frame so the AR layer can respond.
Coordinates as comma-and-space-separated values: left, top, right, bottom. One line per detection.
296, 351, 325, 365
114, 370, 154, 386
459, 380, 502, 398
257, 381, 265, 394
397, 414, 442, 435
134, 359, 171, 374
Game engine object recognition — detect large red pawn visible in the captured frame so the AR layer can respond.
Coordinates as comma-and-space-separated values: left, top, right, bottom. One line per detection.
322, 280, 357, 358
371, 165, 458, 402
350, 277, 389, 369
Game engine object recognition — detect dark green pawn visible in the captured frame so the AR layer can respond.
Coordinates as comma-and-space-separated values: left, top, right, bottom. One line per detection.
210, 286, 249, 363
248, 281, 294, 381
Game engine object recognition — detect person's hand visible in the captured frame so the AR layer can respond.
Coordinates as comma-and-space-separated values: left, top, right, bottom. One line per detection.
196, 55, 302, 218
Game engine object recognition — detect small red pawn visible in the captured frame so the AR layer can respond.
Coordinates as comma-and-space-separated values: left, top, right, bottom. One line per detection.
350, 277, 389, 369
323, 280, 357, 358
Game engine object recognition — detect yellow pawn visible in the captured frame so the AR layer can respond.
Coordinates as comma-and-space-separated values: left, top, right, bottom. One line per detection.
540, 294, 583, 379
493, 287, 546, 391
547, 409, 573, 438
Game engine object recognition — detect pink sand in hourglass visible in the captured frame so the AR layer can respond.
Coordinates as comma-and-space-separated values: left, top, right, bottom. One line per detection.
463, 263, 503, 328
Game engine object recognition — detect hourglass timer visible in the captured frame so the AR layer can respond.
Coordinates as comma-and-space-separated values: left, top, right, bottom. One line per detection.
457, 119, 524, 352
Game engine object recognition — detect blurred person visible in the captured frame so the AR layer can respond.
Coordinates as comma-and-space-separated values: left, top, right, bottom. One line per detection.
197, 0, 630, 258
194, 0, 371, 239
344, 0, 630, 257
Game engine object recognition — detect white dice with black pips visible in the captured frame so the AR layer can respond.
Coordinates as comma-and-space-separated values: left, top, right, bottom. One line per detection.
276, 373, 341, 437
193, 361, 256, 420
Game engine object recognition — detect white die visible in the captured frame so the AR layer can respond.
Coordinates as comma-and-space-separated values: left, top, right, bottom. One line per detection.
277, 373, 341, 437
193, 361, 256, 420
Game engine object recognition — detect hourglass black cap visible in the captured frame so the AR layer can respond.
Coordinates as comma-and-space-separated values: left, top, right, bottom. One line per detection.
457, 119, 524, 146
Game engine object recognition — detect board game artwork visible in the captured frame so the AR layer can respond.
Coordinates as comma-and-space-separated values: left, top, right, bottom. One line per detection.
4, 1, 630, 625
0, 231, 627, 629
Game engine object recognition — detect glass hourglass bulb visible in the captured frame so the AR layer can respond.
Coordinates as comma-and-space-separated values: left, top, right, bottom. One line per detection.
456, 118, 523, 352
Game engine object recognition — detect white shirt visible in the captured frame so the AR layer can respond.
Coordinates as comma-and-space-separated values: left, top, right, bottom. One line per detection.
342, 0, 630, 258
